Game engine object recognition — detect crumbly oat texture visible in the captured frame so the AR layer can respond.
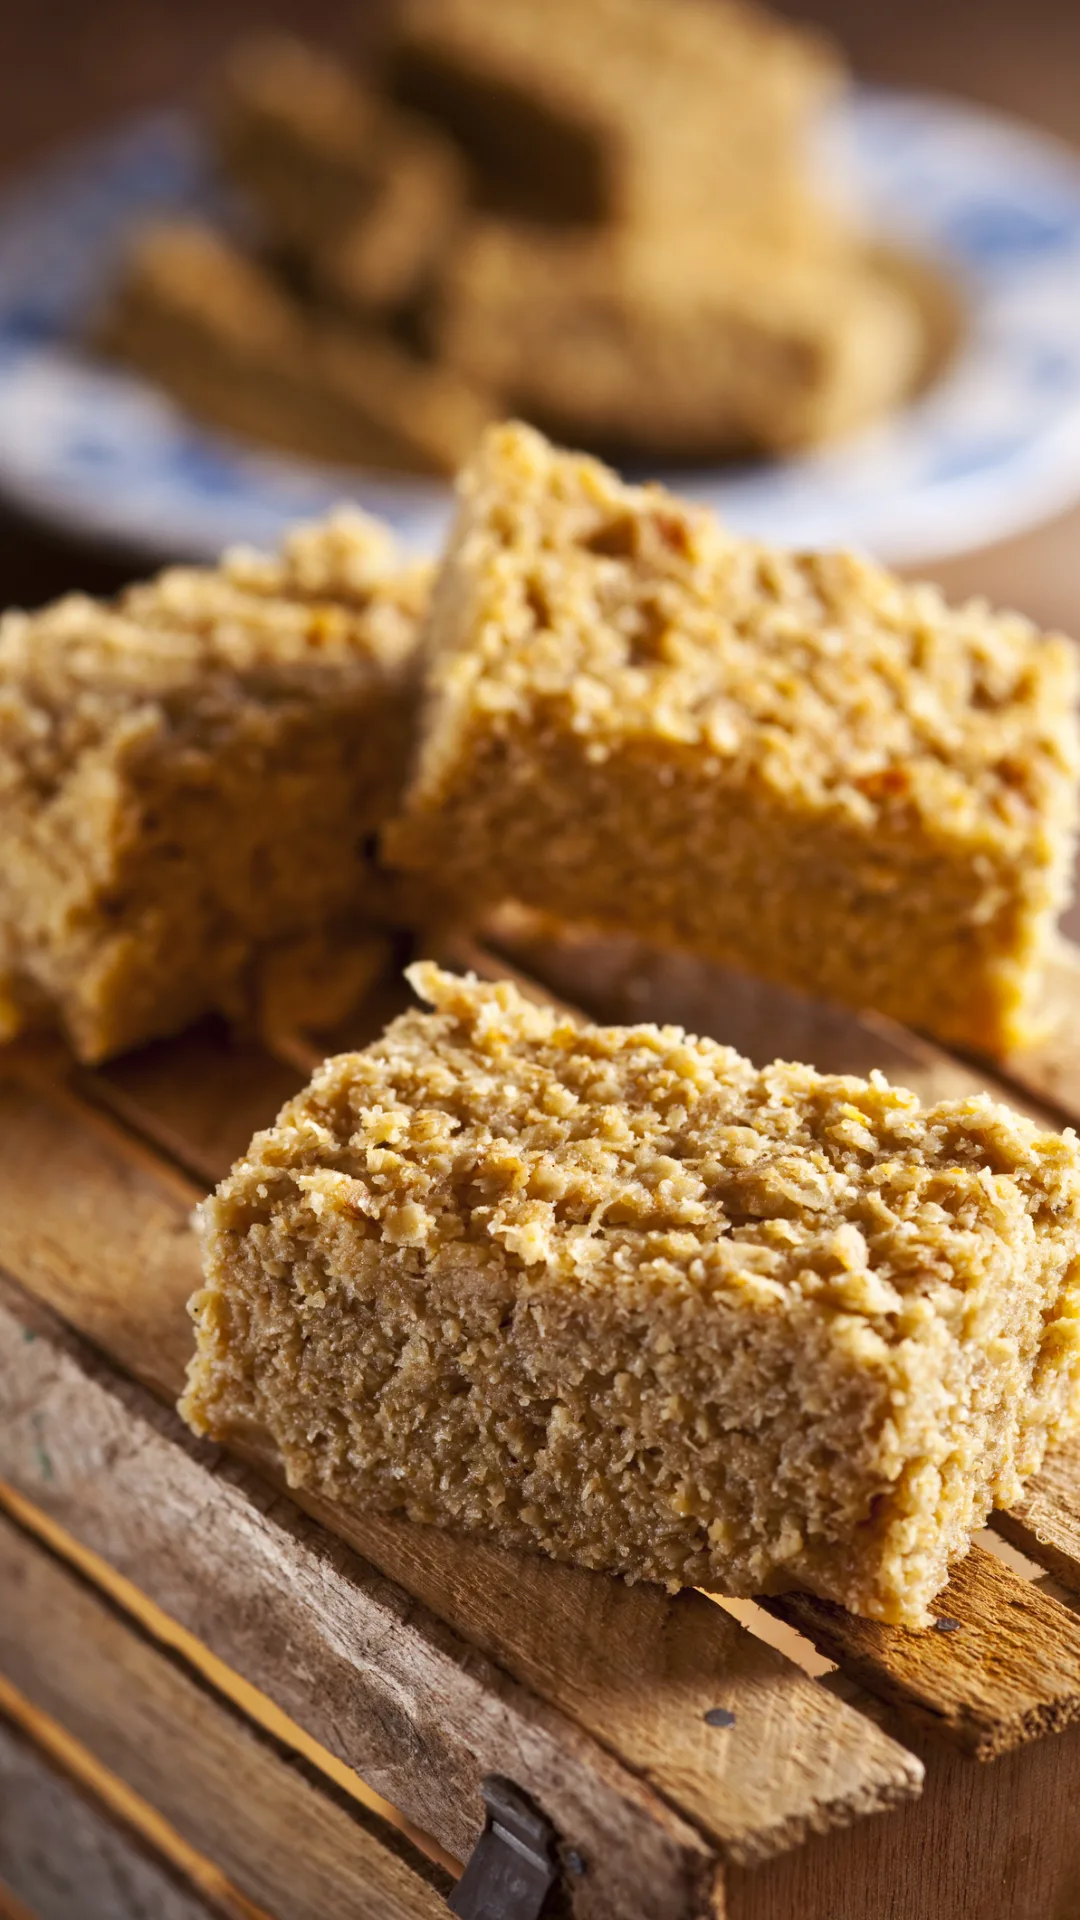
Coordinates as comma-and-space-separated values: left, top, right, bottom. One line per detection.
0, 511, 429, 1063
386, 424, 1080, 1054
389, 0, 837, 228
103, 222, 489, 476
182, 963, 1080, 1626
437, 221, 925, 456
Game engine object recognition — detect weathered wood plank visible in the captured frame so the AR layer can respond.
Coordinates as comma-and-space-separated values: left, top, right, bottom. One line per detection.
726, 1717, 1080, 1920
0, 1671, 265, 1920
0, 1713, 224, 1920
763, 1545, 1080, 1760
0, 1067, 199, 1397
0, 1059, 924, 1874
0, 1511, 452, 1920
84, 1019, 303, 1189
0, 1479, 459, 1879
0, 1276, 720, 1920
994, 1436, 1080, 1598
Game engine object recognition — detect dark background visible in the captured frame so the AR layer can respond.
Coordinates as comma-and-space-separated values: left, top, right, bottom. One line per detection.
1, 0, 1078, 635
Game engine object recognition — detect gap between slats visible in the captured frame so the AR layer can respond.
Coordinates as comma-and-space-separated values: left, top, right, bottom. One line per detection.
0, 1499, 456, 1920
0, 1481, 460, 1881
0, 1679, 266, 1920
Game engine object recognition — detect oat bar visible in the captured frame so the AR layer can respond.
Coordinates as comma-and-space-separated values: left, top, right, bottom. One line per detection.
103, 222, 489, 476
215, 34, 464, 314
437, 221, 925, 456
386, 424, 1079, 1052
389, 0, 837, 227
182, 963, 1080, 1625
0, 512, 429, 1061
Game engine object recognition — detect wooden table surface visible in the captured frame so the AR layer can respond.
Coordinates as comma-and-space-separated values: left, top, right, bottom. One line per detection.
1, 0, 1078, 893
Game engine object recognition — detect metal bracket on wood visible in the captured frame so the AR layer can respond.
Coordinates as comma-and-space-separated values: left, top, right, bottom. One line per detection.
448, 1775, 561, 1919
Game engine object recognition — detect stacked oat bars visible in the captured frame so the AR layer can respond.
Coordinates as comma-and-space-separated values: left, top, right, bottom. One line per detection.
5, 421, 1079, 1627
103, 0, 927, 470
181, 425, 1080, 1630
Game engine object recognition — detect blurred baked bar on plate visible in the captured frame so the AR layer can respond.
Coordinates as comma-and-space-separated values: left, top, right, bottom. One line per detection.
437, 219, 926, 456
101, 221, 490, 474
388, 0, 839, 228
215, 33, 466, 316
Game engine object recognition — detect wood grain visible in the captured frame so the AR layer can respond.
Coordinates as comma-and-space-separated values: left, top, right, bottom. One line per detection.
0, 1054, 924, 1874
0, 1277, 719, 1920
0, 1478, 460, 1878
726, 1716, 1080, 1920
85, 1019, 303, 1188
0, 1674, 268, 1920
763, 1545, 1080, 1760
995, 1436, 1080, 1597
0, 1713, 222, 1920
0, 1510, 452, 1920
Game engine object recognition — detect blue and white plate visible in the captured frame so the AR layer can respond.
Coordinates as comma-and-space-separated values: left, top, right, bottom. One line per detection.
1, 87, 1080, 565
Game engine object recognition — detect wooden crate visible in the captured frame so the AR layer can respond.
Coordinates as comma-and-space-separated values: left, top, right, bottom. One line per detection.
3, 928, 1080, 1920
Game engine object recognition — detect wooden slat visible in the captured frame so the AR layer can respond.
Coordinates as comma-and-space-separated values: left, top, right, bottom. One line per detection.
763, 1545, 1080, 1760
0, 1511, 451, 1920
0, 1713, 223, 1920
994, 1437, 1080, 1598
0, 1480, 459, 1879
0, 1675, 266, 1920
0, 1279, 717, 1920
0, 1055, 924, 1876
725, 1715, 1080, 1920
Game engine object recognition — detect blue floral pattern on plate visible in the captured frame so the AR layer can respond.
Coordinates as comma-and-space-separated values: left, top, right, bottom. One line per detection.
0, 87, 1079, 565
